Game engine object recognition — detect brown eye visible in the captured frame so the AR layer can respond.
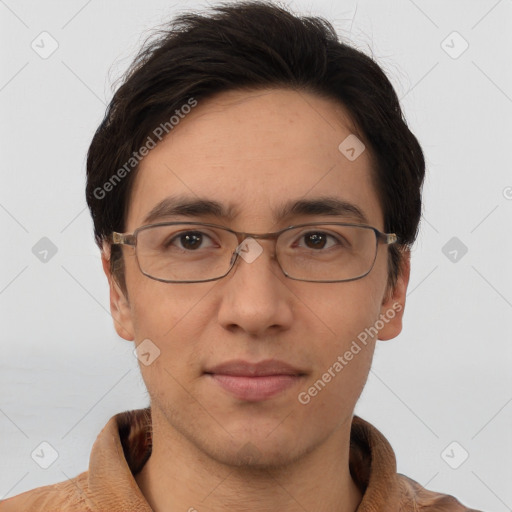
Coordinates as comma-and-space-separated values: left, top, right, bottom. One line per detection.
296, 231, 341, 250
167, 231, 213, 251
304, 233, 328, 249
179, 232, 203, 250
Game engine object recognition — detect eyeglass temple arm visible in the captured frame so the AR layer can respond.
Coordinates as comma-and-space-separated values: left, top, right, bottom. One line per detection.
111, 232, 136, 246
378, 232, 398, 245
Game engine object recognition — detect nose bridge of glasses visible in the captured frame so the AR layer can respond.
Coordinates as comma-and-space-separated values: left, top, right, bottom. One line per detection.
229, 232, 280, 269
232, 229, 279, 241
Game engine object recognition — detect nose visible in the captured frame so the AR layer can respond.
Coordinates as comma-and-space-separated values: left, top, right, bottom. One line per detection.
216, 238, 294, 337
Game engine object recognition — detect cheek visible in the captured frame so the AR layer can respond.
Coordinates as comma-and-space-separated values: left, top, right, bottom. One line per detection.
303, 278, 384, 347
298, 279, 384, 394
293, 288, 380, 427
129, 283, 218, 404
124, 244, 216, 340
128, 277, 223, 395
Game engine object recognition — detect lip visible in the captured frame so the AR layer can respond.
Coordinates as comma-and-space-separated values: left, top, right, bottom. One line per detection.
204, 359, 306, 401
205, 359, 305, 377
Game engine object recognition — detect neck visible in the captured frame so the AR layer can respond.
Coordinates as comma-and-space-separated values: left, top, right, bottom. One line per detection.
135, 407, 362, 512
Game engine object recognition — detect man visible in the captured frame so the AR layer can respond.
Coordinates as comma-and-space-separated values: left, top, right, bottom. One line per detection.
1, 1, 482, 510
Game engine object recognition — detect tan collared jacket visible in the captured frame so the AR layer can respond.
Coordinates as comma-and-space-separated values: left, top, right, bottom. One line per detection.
0, 408, 482, 511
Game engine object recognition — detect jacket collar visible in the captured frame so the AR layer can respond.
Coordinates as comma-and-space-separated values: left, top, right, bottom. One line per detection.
86, 407, 402, 510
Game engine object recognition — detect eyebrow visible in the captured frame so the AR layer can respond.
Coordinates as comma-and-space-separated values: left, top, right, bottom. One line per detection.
142, 195, 369, 225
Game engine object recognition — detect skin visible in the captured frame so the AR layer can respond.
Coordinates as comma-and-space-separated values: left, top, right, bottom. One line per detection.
102, 88, 410, 512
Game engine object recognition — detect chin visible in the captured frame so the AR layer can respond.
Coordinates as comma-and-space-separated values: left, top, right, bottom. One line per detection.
204, 422, 325, 471
209, 440, 307, 470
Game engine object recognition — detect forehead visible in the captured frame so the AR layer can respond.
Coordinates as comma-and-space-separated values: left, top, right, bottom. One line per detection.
126, 88, 383, 231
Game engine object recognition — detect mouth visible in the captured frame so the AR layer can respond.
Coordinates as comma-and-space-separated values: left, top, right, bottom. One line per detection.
204, 359, 307, 402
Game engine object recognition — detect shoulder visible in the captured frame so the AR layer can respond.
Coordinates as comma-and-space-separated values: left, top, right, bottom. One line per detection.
398, 473, 484, 512
0, 471, 93, 512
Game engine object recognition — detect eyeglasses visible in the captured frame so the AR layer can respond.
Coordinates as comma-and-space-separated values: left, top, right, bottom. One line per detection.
110, 222, 398, 283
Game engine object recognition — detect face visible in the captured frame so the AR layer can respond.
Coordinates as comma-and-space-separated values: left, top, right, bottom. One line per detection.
104, 88, 409, 467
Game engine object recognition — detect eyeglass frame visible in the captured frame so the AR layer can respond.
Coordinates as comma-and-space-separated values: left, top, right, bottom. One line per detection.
110, 221, 399, 284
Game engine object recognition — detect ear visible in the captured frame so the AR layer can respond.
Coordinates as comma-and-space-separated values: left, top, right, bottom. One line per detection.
377, 249, 410, 341
101, 241, 135, 341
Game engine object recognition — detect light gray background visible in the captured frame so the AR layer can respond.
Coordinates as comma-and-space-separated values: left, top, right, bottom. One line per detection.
1, 0, 511, 510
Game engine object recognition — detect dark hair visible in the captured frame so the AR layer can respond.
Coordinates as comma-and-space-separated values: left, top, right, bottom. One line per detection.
86, 0, 424, 295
